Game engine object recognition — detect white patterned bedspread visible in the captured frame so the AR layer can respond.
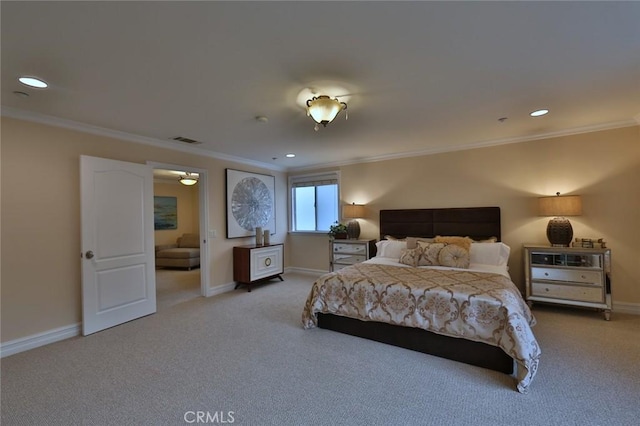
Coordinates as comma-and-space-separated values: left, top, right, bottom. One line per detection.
302, 260, 541, 393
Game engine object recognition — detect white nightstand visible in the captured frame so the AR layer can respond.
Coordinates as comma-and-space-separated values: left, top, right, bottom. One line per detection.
524, 244, 612, 320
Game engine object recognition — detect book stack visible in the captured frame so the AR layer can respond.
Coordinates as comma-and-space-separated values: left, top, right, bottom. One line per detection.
571, 238, 607, 249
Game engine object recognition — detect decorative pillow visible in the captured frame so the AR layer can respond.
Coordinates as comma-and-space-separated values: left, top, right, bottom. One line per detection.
438, 244, 470, 269
375, 240, 407, 258
470, 242, 511, 267
416, 242, 445, 266
399, 248, 421, 267
384, 235, 405, 241
406, 236, 435, 249
434, 236, 472, 251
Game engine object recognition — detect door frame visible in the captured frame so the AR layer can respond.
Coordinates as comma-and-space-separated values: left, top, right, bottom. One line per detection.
148, 161, 210, 297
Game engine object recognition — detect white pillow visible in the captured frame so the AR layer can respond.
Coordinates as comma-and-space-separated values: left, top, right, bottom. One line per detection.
470, 242, 510, 267
375, 240, 408, 259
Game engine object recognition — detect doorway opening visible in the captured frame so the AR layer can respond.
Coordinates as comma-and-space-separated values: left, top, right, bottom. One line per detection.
150, 164, 209, 309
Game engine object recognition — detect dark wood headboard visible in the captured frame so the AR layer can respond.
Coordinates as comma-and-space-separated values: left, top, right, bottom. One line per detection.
379, 207, 501, 241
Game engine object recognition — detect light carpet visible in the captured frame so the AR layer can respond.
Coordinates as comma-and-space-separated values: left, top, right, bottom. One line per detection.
1, 272, 639, 425
155, 268, 201, 311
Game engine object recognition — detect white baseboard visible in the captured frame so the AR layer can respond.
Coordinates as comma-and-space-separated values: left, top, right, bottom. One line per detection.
1, 323, 81, 358
613, 301, 640, 315
3, 296, 635, 359
284, 267, 328, 277
205, 269, 324, 297
206, 282, 237, 297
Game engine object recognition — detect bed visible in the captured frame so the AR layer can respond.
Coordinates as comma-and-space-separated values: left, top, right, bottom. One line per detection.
302, 207, 541, 393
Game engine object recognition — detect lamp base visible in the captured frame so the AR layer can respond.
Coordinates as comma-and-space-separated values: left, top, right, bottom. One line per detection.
546, 217, 573, 247
346, 220, 361, 240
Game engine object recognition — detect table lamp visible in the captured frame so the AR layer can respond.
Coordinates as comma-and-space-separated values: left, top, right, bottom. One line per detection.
343, 203, 365, 239
538, 192, 582, 246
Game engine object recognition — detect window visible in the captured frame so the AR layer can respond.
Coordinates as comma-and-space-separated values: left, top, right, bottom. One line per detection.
289, 172, 340, 233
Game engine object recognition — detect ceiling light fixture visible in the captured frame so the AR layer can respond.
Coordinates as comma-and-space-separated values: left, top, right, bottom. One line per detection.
179, 172, 198, 186
530, 109, 549, 117
285, 153, 296, 158
18, 76, 48, 89
306, 95, 347, 131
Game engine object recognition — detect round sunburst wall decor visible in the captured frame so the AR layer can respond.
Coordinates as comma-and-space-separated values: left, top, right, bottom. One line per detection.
225, 168, 275, 239
231, 177, 273, 231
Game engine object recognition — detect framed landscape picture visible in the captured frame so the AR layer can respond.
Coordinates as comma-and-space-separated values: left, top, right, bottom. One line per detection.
225, 169, 275, 239
154, 196, 177, 230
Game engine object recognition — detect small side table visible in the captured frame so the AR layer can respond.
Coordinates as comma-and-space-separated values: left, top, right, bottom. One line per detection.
233, 243, 284, 292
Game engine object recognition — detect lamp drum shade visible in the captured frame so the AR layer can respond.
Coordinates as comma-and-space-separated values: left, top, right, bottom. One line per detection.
538, 195, 582, 217
343, 204, 365, 219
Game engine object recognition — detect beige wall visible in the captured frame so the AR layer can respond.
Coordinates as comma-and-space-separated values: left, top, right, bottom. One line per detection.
289, 126, 640, 308
0, 117, 288, 342
2, 116, 638, 345
153, 182, 199, 246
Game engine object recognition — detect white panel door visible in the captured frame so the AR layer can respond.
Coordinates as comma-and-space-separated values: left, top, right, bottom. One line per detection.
80, 155, 156, 335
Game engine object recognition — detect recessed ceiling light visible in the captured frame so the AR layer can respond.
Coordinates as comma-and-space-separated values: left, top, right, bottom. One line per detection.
285, 153, 296, 158
530, 109, 549, 117
18, 76, 48, 89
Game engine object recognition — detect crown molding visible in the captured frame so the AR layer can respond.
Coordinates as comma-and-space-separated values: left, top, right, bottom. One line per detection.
289, 118, 638, 172
0, 106, 286, 172
3, 106, 636, 174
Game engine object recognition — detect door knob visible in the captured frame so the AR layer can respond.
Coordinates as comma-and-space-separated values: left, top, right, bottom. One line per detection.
85, 250, 94, 259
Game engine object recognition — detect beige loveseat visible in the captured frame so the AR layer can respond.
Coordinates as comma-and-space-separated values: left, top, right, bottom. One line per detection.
155, 233, 200, 270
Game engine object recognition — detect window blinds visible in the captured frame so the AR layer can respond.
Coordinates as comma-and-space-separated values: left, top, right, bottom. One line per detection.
290, 172, 339, 188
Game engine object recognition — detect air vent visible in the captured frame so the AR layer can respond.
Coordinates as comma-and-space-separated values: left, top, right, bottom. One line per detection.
172, 136, 202, 145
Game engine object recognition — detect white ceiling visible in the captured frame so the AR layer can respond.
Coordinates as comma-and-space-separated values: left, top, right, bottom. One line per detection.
2, 1, 639, 171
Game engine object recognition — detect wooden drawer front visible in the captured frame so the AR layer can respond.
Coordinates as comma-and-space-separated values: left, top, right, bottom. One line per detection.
333, 243, 366, 254
532, 267, 602, 284
532, 282, 604, 303
333, 254, 367, 265
250, 246, 283, 281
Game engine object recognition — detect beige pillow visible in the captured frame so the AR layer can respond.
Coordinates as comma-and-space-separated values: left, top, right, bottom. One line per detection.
438, 244, 470, 269
399, 248, 421, 267
434, 236, 472, 251
416, 242, 445, 266
406, 236, 435, 249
